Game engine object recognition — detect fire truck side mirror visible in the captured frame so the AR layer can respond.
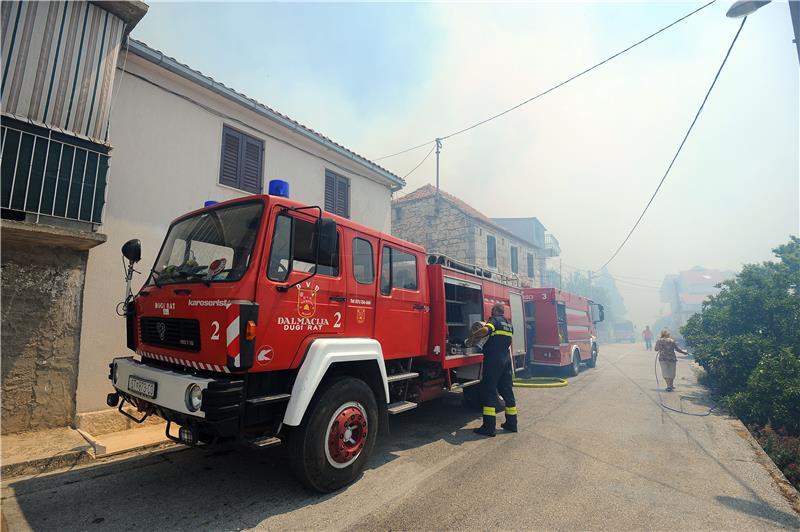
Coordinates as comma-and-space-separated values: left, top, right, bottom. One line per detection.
121, 239, 142, 264
316, 218, 337, 258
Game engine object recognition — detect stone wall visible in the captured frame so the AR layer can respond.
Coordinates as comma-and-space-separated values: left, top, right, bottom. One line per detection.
392, 197, 474, 262
392, 196, 540, 287
1, 240, 88, 434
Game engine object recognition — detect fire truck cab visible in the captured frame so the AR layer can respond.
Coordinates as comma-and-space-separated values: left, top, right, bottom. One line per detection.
108, 187, 526, 491
521, 288, 604, 376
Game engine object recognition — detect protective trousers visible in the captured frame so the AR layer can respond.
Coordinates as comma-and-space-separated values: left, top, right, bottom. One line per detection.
475, 353, 517, 436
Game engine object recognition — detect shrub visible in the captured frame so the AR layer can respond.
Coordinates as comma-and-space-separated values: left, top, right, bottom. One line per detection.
729, 350, 800, 436
752, 425, 800, 490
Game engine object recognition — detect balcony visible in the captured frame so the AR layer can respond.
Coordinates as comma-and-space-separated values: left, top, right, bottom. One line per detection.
1, 119, 110, 228
543, 233, 561, 257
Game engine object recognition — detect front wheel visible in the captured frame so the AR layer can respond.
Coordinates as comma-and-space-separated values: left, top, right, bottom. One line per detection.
287, 376, 378, 492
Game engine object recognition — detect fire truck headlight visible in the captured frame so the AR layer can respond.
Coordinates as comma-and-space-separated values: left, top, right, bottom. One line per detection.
185, 384, 202, 412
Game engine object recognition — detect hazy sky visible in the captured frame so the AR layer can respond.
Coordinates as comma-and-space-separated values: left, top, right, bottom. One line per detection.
132, 1, 799, 326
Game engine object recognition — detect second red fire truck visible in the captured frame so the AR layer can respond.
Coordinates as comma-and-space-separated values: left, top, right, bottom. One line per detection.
108, 182, 603, 491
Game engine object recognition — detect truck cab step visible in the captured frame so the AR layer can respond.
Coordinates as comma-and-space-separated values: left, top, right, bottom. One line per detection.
248, 436, 282, 449
246, 393, 291, 406
386, 372, 419, 383
449, 379, 481, 392
387, 401, 418, 414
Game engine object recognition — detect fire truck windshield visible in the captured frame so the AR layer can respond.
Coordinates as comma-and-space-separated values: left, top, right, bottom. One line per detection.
148, 201, 264, 286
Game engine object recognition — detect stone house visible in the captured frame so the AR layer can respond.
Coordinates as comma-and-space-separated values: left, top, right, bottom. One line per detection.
392, 185, 558, 286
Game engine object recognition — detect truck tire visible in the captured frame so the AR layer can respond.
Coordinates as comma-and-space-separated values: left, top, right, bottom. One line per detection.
587, 346, 598, 369
287, 376, 378, 493
564, 350, 580, 377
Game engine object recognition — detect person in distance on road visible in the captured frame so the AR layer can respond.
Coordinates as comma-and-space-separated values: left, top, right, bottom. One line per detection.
654, 329, 688, 392
642, 325, 654, 351
469, 302, 517, 437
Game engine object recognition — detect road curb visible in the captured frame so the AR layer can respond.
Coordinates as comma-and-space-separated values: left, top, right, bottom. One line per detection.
730, 417, 800, 515
1, 440, 177, 480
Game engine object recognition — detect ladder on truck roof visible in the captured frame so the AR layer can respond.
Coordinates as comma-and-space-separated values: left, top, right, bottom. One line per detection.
427, 254, 521, 286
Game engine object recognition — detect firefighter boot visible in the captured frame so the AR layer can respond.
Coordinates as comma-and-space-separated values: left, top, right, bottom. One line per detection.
473, 408, 496, 437
501, 406, 518, 432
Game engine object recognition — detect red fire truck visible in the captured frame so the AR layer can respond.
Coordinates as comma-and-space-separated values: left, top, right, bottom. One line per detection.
521, 288, 604, 376
108, 186, 532, 492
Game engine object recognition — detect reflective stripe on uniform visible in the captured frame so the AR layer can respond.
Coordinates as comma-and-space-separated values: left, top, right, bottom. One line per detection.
485, 322, 496, 332
483, 406, 496, 416
505, 406, 518, 415
491, 330, 513, 337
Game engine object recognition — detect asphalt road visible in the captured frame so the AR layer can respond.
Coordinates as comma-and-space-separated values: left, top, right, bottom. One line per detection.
3, 344, 799, 531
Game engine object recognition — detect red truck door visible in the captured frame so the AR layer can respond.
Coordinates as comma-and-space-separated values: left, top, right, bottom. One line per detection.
344, 231, 377, 337
374, 243, 428, 359
258, 208, 347, 369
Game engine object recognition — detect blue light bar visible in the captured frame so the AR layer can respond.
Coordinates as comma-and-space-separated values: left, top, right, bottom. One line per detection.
269, 179, 289, 198
204, 200, 218, 208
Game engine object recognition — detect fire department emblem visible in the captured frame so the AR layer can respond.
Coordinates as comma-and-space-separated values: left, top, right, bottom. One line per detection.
297, 283, 319, 318
156, 322, 166, 341
356, 308, 366, 324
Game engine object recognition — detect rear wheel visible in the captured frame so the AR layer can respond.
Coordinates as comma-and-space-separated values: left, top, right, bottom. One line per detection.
587, 346, 598, 368
564, 350, 580, 377
287, 376, 378, 492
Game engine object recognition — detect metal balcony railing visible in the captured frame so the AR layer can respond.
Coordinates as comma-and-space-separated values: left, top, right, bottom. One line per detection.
1, 121, 109, 225
544, 233, 561, 257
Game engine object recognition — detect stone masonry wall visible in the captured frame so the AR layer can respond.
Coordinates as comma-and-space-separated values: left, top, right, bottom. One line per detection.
392, 196, 540, 287
1, 240, 88, 434
392, 197, 474, 262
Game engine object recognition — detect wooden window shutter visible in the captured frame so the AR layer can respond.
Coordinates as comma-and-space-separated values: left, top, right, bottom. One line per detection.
220, 127, 241, 188
325, 172, 336, 212
325, 170, 350, 218
219, 125, 264, 193
241, 136, 263, 193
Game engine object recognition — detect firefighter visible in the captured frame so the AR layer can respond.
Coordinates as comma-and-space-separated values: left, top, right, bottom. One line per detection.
470, 302, 517, 437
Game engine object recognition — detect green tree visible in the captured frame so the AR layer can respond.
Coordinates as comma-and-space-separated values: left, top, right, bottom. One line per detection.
682, 236, 800, 434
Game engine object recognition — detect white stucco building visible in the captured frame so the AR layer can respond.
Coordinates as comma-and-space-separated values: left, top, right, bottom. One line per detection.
76, 39, 404, 415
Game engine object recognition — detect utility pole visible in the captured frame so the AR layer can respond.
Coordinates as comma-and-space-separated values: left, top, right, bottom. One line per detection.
673, 278, 683, 330
435, 138, 442, 201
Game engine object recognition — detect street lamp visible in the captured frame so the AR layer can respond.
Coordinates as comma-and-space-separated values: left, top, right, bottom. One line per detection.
726, 0, 771, 18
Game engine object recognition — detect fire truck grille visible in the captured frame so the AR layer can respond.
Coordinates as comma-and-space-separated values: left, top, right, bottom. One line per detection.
140, 317, 201, 352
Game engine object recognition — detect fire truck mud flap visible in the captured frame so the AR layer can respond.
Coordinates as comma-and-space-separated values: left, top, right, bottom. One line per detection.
282, 338, 389, 427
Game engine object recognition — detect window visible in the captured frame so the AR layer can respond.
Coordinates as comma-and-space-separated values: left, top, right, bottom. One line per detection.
510, 246, 519, 273
219, 125, 264, 194
325, 169, 350, 218
380, 246, 418, 295
487, 235, 497, 268
267, 214, 339, 282
556, 302, 569, 343
527, 253, 535, 278
352, 238, 374, 284
151, 202, 263, 286
524, 300, 536, 352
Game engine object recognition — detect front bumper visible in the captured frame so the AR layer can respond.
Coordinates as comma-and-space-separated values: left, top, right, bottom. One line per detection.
110, 357, 244, 438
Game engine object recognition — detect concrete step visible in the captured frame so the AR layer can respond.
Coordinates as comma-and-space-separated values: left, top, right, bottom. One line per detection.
78, 423, 173, 458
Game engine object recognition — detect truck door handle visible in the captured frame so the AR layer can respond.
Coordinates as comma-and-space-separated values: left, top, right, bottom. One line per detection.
413, 304, 428, 311
329, 296, 347, 302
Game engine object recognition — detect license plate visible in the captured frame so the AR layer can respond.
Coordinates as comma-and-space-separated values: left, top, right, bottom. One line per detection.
128, 375, 157, 399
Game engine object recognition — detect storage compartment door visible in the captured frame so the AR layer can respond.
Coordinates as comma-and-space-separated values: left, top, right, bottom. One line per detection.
509, 292, 526, 356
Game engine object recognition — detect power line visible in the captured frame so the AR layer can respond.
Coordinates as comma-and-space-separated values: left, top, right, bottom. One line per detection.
373, 0, 717, 161
597, 16, 747, 272
374, 139, 435, 162
402, 143, 436, 179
